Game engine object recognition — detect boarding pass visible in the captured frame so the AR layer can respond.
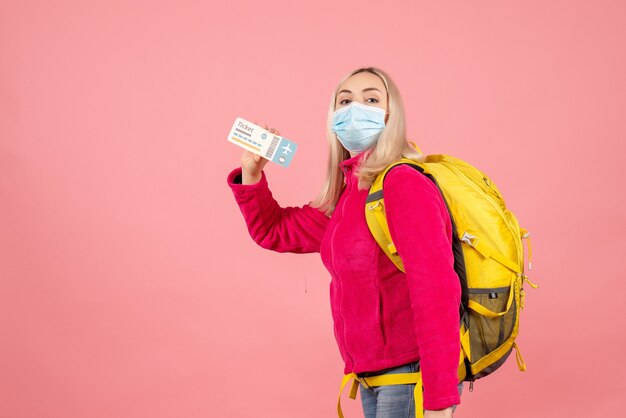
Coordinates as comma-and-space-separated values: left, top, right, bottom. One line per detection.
227, 117, 297, 168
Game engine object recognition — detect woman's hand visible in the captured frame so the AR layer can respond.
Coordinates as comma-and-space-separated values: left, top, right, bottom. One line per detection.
424, 407, 453, 418
241, 122, 279, 185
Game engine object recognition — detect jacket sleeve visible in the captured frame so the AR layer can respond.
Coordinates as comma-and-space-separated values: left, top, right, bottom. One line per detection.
226, 166, 330, 253
383, 164, 461, 410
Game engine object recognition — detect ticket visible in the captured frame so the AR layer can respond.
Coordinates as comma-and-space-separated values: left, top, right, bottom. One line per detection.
227, 117, 297, 168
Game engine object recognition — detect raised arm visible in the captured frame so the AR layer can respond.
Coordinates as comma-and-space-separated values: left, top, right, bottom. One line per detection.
383, 164, 461, 411
227, 166, 329, 253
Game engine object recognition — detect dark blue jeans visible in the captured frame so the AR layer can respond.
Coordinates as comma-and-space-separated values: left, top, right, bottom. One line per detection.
358, 361, 463, 418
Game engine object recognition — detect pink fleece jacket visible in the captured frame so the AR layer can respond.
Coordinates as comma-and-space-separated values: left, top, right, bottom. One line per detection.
226, 151, 461, 410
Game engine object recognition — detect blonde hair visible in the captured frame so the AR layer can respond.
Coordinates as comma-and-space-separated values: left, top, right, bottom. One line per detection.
310, 66, 426, 216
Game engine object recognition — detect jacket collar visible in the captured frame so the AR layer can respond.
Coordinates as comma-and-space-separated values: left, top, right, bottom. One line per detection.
339, 150, 369, 175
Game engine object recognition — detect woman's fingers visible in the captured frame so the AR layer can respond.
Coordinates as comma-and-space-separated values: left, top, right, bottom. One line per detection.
252, 120, 281, 136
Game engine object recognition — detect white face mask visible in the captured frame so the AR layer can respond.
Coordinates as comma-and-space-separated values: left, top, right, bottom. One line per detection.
331, 102, 387, 153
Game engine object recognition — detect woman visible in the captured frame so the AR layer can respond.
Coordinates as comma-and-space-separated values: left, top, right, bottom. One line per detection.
226, 67, 463, 417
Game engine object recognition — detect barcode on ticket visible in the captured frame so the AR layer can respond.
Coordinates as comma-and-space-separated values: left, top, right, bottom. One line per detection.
265, 135, 280, 159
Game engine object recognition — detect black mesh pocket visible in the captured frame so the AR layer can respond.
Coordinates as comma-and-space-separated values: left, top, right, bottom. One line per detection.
468, 286, 517, 362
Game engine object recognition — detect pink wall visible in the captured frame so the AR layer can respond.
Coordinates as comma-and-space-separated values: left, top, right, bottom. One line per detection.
1, 1, 625, 417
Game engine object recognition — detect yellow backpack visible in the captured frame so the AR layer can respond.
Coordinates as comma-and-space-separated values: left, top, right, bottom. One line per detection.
337, 152, 538, 418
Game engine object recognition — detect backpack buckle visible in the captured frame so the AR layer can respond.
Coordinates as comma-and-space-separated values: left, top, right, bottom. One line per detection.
460, 232, 477, 247
368, 201, 382, 210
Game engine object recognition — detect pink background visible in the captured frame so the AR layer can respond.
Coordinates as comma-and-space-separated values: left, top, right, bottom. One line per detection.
1, 1, 625, 417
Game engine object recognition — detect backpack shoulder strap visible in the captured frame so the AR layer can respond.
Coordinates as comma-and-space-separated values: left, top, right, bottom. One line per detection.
365, 158, 426, 272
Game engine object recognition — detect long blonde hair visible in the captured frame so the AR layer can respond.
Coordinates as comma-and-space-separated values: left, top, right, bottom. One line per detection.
310, 66, 426, 216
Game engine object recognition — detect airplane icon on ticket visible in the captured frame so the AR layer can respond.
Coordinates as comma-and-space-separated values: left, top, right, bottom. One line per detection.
281, 143, 293, 154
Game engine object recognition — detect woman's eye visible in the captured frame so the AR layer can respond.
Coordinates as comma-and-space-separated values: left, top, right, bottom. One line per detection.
339, 99, 351, 105
367, 97, 379, 103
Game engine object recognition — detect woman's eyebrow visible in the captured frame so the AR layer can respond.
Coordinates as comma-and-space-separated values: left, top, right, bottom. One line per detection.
337, 87, 382, 95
